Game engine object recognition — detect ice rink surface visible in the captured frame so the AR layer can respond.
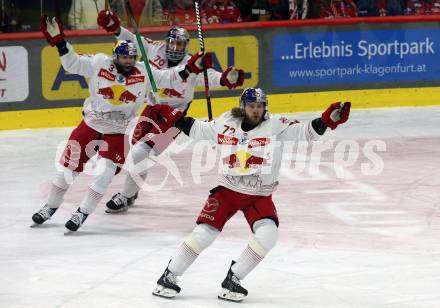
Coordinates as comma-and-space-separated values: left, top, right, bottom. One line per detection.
1, 106, 439, 308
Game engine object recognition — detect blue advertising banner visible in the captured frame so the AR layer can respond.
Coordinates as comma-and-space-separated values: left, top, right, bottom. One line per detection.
272, 28, 440, 87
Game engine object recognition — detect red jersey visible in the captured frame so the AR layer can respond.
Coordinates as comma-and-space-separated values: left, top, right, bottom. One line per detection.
405, 0, 440, 15
201, 0, 242, 23
316, 0, 358, 18
163, 5, 198, 25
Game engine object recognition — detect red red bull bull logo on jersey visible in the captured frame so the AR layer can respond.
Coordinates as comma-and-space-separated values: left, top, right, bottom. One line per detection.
244, 155, 266, 169
222, 150, 268, 174
159, 88, 185, 99
119, 90, 137, 103
223, 153, 239, 168
97, 87, 115, 99
97, 85, 138, 105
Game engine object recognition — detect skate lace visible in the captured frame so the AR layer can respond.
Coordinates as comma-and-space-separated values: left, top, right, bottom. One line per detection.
165, 271, 179, 285
71, 212, 85, 226
38, 205, 53, 220
231, 274, 242, 286
114, 193, 128, 207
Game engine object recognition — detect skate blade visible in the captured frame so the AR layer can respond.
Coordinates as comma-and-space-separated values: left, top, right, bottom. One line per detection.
64, 229, 77, 235
30, 223, 41, 228
152, 285, 177, 299
218, 289, 245, 302
105, 206, 129, 214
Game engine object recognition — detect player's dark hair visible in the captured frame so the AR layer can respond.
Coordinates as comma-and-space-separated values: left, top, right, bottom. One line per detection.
231, 107, 245, 118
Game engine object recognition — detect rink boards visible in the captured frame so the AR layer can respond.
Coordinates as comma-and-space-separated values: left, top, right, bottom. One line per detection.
1, 87, 440, 130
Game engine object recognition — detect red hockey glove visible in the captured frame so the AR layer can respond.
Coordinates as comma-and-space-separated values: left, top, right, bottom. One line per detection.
40, 15, 65, 47
321, 102, 351, 130
97, 10, 121, 33
221, 67, 245, 89
186, 52, 213, 74
152, 104, 183, 126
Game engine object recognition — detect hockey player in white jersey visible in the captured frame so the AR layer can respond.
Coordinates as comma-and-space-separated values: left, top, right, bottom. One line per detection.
31, 16, 211, 232
151, 88, 351, 301
96, 9, 245, 212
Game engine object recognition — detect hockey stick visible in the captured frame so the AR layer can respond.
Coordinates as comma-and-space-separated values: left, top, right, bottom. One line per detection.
105, 0, 109, 10
124, 0, 157, 92
194, 0, 213, 120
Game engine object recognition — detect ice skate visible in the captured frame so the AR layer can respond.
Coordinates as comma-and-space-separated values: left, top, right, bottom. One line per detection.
218, 261, 248, 302
31, 204, 58, 226
105, 192, 138, 213
64, 208, 88, 233
153, 262, 181, 299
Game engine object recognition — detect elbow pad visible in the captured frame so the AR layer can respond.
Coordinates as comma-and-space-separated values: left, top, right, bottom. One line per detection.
175, 116, 195, 136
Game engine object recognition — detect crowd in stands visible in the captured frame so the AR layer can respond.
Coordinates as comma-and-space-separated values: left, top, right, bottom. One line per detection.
1, 0, 440, 33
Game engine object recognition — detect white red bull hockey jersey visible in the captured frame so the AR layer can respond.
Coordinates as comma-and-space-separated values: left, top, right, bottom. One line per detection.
60, 43, 188, 134
188, 111, 321, 196
117, 27, 223, 112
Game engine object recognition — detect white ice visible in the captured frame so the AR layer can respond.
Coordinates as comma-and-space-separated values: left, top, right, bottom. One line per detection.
1, 106, 439, 308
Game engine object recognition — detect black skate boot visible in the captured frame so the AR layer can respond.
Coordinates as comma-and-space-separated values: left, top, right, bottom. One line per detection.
105, 192, 138, 213
31, 204, 58, 225
65, 208, 88, 232
152, 261, 181, 299
218, 261, 248, 302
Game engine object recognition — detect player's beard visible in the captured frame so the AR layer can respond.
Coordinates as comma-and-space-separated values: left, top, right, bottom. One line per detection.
244, 113, 264, 126
115, 62, 134, 77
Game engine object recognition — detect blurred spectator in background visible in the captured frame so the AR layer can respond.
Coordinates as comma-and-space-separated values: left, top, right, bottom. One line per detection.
289, 0, 310, 19
68, 0, 105, 30
356, 0, 381, 16
0, 0, 22, 32
404, 0, 440, 15
4, 0, 436, 33
378, 0, 404, 16
13, 0, 67, 32
237, 0, 254, 20
238, 0, 308, 21
162, 0, 197, 25
201, 0, 242, 23
311, 0, 357, 18
111, 0, 163, 27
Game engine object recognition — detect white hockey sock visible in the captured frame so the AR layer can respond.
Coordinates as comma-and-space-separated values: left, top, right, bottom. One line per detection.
168, 242, 200, 276
168, 224, 219, 276
232, 219, 278, 280
47, 170, 79, 208
79, 158, 117, 215
122, 142, 153, 198
79, 188, 103, 215
121, 173, 145, 198
231, 245, 264, 280
47, 184, 67, 209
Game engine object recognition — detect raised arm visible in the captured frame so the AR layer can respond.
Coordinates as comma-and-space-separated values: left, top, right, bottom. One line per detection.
115, 26, 151, 56
40, 15, 98, 77
195, 68, 222, 89
59, 44, 99, 77
278, 119, 325, 142
97, 10, 151, 52
195, 66, 245, 90
152, 52, 214, 89
278, 102, 351, 141
115, 26, 137, 42
147, 105, 218, 142
97, 10, 122, 34
176, 117, 217, 142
